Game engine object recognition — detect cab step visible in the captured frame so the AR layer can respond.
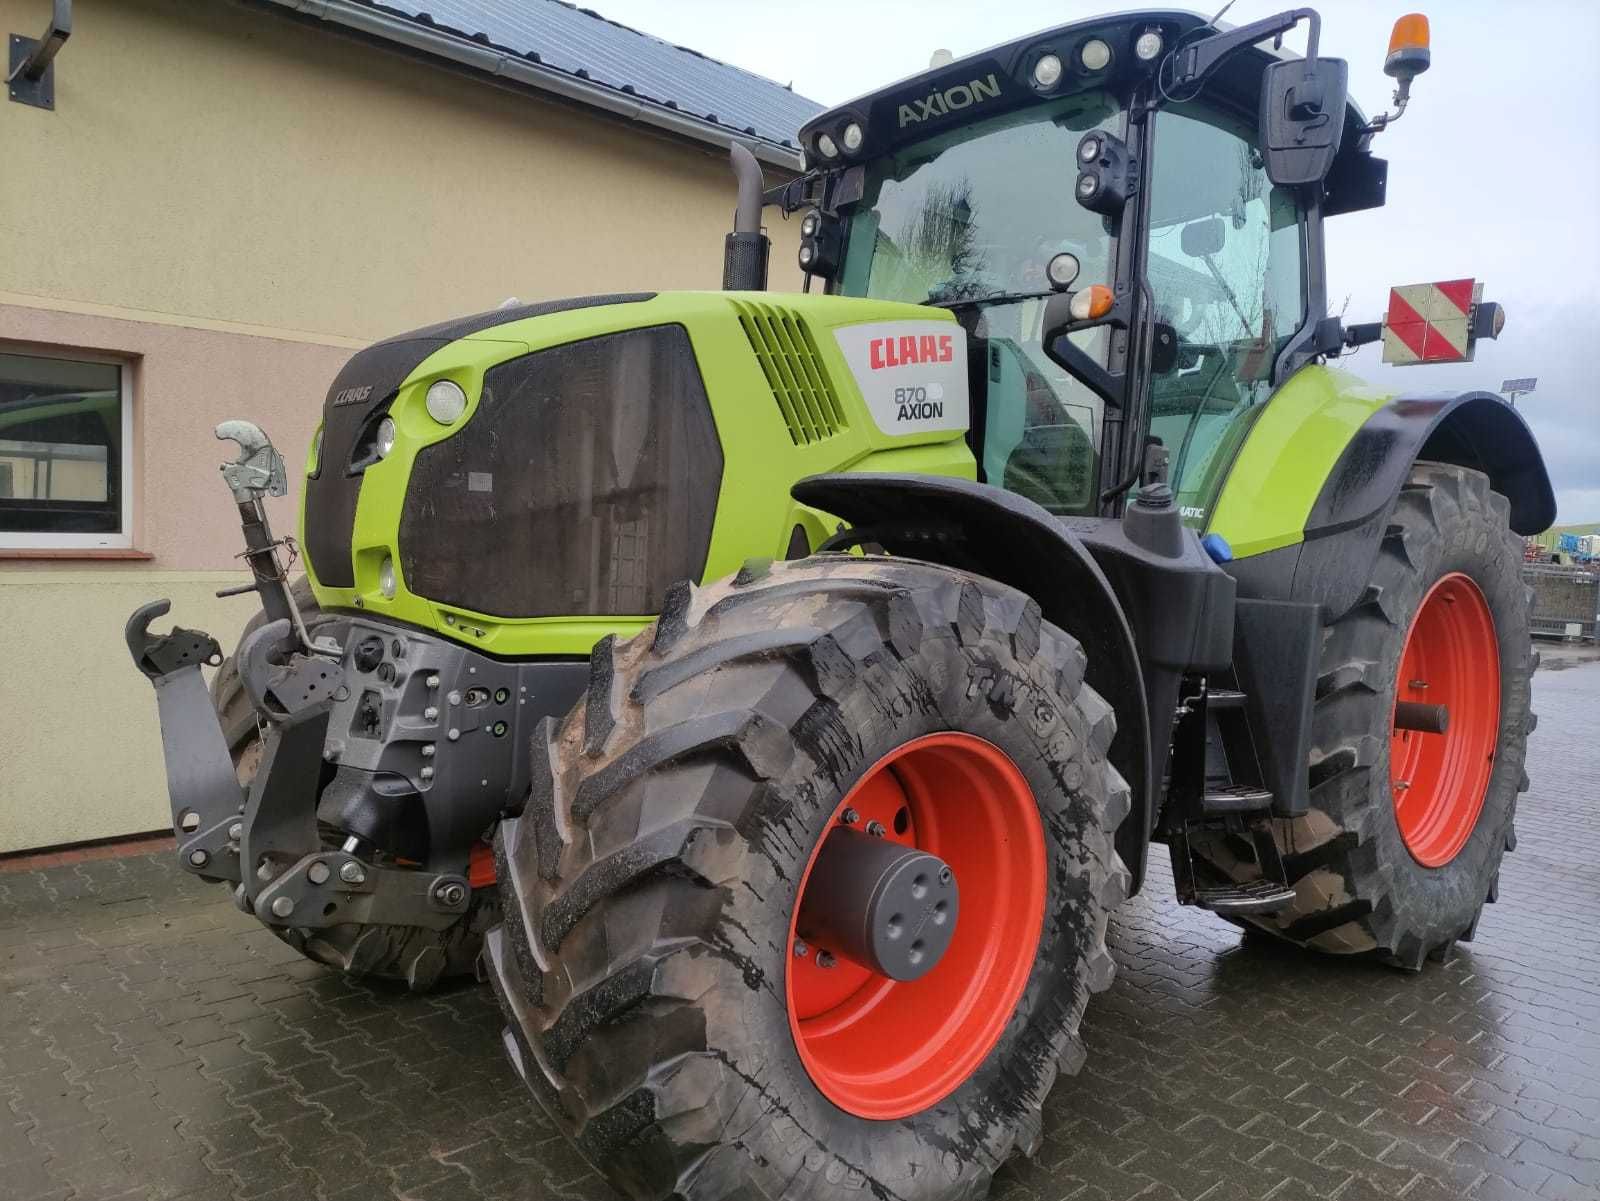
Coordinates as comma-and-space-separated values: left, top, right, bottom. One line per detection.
1194, 879, 1297, 915
1201, 784, 1274, 814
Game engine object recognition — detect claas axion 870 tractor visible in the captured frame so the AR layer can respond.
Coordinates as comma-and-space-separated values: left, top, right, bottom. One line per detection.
129, 7, 1553, 1199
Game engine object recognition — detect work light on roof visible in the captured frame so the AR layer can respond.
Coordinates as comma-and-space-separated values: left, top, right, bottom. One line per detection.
1080, 39, 1111, 70
1079, 136, 1102, 163
1135, 30, 1164, 61
842, 122, 864, 153
800, 209, 820, 238
1032, 53, 1063, 89
816, 132, 839, 159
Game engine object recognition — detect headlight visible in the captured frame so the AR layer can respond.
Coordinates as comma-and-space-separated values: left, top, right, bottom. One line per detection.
378, 555, 397, 600
1135, 30, 1164, 61
800, 209, 820, 238
425, 379, 468, 425
1080, 39, 1111, 70
308, 426, 323, 477
376, 416, 397, 459
1032, 53, 1063, 88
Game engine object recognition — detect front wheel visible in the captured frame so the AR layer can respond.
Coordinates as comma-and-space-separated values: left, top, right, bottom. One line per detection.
1193, 462, 1534, 967
488, 556, 1130, 1200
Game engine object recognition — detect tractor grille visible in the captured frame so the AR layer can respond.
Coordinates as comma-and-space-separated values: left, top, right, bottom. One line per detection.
734, 301, 848, 445
398, 324, 722, 618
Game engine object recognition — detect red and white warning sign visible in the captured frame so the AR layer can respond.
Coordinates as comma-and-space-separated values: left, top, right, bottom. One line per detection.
1382, 278, 1482, 365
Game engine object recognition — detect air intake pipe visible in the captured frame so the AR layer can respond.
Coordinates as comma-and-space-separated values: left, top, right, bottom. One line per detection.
722, 142, 770, 291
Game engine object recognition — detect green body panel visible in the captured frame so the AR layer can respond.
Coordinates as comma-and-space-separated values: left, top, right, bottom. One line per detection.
301, 292, 974, 656
1204, 363, 1395, 558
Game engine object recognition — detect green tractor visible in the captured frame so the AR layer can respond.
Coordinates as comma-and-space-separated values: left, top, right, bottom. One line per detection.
129, 7, 1551, 1198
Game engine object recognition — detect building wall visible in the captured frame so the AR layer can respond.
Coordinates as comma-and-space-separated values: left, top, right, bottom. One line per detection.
0, 0, 805, 851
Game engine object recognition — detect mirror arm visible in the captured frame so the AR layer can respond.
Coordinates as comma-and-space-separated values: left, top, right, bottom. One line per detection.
1044, 315, 1126, 410
1171, 7, 1320, 93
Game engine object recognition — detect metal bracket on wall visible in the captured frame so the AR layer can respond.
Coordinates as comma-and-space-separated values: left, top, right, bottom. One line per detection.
8, 0, 72, 110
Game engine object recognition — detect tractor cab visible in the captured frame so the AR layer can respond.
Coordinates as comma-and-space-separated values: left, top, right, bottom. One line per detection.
784, 8, 1391, 522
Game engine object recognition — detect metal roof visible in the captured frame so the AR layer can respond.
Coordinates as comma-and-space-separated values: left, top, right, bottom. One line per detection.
356, 0, 821, 157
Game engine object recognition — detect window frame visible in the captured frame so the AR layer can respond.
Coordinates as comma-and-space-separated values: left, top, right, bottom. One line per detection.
0, 345, 135, 551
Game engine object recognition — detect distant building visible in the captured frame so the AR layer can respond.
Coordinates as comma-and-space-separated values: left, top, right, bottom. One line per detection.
0, 0, 819, 852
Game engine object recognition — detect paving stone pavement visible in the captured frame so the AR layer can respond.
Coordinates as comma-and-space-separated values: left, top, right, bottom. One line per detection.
4, 662, 1597, 1201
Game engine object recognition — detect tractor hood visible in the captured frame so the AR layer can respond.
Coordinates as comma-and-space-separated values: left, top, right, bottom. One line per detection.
297, 291, 976, 655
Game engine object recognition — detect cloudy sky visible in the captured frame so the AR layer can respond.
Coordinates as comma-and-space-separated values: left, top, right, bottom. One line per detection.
597, 0, 1600, 524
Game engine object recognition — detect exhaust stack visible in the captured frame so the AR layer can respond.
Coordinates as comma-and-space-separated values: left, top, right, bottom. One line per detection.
722, 142, 770, 291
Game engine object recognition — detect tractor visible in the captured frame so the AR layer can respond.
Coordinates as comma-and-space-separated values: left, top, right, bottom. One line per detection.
128, 7, 1552, 1199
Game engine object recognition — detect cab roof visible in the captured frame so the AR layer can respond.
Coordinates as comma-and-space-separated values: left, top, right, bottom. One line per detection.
797, 8, 1380, 212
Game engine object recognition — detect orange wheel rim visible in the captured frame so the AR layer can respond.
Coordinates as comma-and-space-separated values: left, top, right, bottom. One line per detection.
1390, 573, 1501, 867
785, 733, 1046, 1120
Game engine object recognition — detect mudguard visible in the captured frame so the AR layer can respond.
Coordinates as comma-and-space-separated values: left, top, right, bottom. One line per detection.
1228, 392, 1554, 619
793, 472, 1155, 892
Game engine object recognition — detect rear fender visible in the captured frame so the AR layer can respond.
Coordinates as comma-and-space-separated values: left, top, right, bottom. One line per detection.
792, 473, 1154, 892
1227, 392, 1554, 618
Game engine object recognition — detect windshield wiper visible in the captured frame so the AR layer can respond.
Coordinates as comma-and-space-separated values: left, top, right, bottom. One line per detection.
923, 287, 1058, 309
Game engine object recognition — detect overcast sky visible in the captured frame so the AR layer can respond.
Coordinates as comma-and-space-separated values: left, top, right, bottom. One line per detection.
596, 0, 1600, 523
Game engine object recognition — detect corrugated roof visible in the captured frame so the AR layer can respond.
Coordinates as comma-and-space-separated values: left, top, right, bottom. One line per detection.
364, 0, 823, 151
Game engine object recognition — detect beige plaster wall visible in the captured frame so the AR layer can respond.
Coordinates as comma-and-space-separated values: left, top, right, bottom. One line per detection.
0, 0, 807, 850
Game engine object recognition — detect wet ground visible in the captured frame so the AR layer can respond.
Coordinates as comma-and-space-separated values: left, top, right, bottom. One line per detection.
4, 662, 1597, 1201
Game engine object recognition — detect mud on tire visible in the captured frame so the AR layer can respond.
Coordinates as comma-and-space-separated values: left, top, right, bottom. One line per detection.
213, 577, 495, 991
1191, 463, 1534, 968
487, 555, 1130, 1201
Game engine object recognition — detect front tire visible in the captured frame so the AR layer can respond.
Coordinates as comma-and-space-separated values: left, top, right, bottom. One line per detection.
488, 556, 1130, 1200
1193, 462, 1533, 967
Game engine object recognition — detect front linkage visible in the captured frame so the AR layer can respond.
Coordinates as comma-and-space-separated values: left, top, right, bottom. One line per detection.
126, 423, 472, 950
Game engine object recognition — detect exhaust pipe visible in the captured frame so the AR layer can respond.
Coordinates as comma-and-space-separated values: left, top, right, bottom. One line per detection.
722, 142, 770, 291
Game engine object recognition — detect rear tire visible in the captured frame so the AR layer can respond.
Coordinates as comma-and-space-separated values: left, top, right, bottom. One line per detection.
488, 555, 1130, 1200
213, 577, 494, 991
1191, 463, 1533, 967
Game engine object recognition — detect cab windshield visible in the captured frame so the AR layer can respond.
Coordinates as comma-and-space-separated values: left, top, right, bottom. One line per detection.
836, 92, 1124, 515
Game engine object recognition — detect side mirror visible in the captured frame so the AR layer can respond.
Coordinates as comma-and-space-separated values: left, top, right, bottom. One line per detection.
1258, 57, 1348, 187
1180, 217, 1225, 258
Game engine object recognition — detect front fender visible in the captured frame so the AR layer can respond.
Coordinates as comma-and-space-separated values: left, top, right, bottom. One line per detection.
792, 473, 1154, 892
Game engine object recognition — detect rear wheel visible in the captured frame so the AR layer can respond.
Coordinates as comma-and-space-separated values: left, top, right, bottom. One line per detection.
213, 578, 495, 991
488, 556, 1130, 1200
1193, 463, 1533, 967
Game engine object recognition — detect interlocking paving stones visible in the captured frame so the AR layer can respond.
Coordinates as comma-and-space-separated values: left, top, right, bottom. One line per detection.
3, 662, 1596, 1200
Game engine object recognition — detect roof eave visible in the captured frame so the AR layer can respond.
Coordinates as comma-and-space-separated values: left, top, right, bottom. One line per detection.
257, 0, 806, 171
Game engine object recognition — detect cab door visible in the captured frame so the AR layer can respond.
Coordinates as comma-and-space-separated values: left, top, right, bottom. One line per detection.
1143, 101, 1306, 524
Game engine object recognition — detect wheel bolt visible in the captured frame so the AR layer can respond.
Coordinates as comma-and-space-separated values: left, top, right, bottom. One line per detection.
816, 950, 837, 969
840, 808, 859, 826
793, 940, 809, 959
865, 820, 886, 838
1395, 780, 1411, 791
